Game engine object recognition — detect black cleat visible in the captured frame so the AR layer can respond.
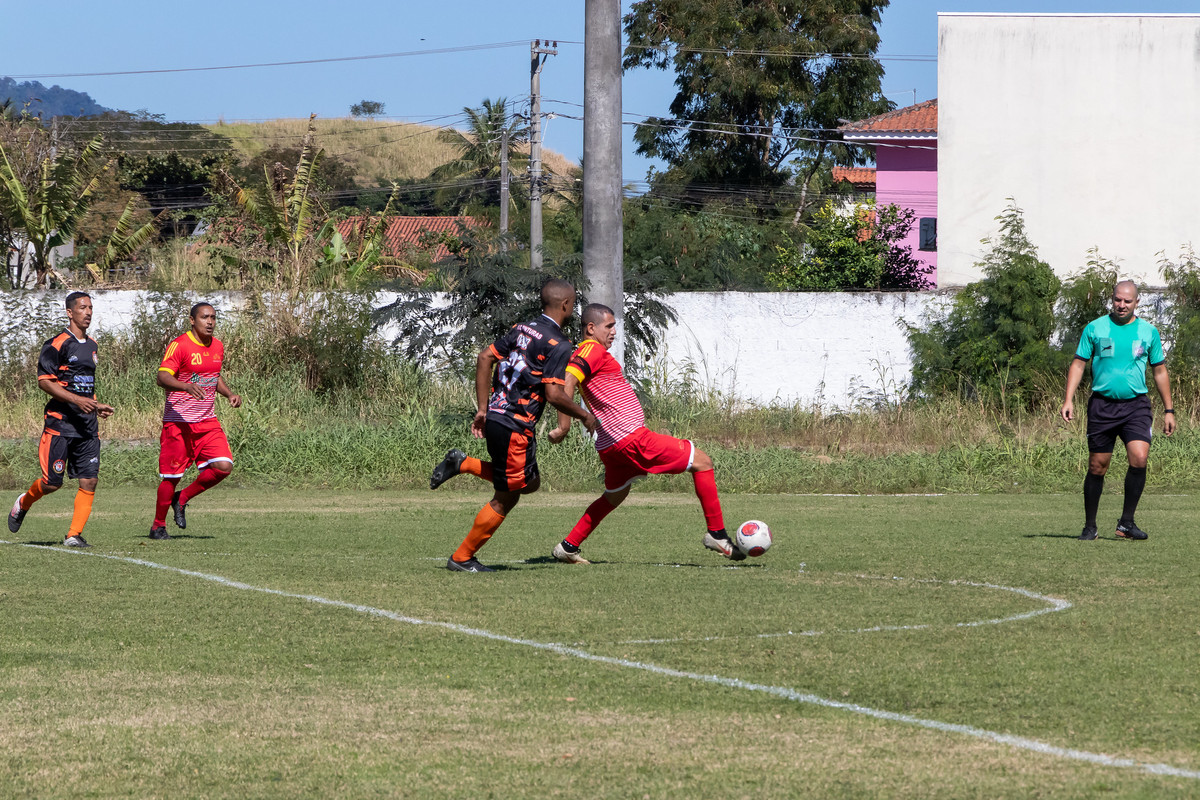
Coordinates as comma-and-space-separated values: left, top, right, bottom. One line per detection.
1115, 521, 1148, 540
446, 557, 494, 573
63, 535, 92, 548
171, 491, 187, 529
430, 449, 468, 490
149, 526, 171, 540
1078, 526, 1098, 540
8, 494, 27, 533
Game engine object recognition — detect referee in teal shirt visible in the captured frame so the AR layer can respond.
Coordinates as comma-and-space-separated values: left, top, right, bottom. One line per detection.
1060, 280, 1175, 540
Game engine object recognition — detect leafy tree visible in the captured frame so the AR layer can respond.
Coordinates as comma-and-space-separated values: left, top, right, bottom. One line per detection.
623, 0, 891, 207
350, 100, 385, 118
236, 145, 358, 209
1158, 246, 1200, 398
906, 201, 1064, 408
1055, 248, 1121, 351
767, 200, 930, 291
428, 98, 529, 213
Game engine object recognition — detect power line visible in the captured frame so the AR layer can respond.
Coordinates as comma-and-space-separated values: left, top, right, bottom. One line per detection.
4, 41, 546, 80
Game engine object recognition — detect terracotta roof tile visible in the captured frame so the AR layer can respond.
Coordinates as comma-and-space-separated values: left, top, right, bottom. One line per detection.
334, 215, 487, 262
831, 166, 876, 190
839, 99, 937, 135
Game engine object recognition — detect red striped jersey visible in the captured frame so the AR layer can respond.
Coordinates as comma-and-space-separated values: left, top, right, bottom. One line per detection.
37, 330, 99, 437
159, 331, 224, 426
565, 339, 644, 451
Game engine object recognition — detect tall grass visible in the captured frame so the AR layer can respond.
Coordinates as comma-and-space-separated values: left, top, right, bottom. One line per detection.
3, 297, 1199, 493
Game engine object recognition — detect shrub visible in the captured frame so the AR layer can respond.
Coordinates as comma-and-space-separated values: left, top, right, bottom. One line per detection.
906, 201, 1064, 408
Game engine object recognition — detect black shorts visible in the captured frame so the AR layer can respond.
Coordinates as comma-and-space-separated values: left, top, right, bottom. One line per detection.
1086, 393, 1153, 454
485, 420, 538, 492
39, 430, 101, 487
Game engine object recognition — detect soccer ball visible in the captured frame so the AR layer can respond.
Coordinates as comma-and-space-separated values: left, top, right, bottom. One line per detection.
735, 520, 772, 557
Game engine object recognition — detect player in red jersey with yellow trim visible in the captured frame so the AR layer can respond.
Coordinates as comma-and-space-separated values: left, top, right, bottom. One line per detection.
8, 292, 115, 547
149, 302, 241, 540
547, 303, 741, 564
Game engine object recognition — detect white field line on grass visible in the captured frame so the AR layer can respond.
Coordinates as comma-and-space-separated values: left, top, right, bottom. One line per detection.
5, 540, 1199, 782
604, 572, 1073, 646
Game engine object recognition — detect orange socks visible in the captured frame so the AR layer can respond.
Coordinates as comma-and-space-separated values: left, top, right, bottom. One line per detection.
68, 489, 94, 537
460, 457, 494, 483
451, 504, 505, 562
20, 479, 46, 511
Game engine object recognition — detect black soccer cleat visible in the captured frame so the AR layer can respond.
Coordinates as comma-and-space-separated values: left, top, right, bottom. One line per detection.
63, 535, 92, 548
149, 526, 171, 540
446, 557, 495, 573
8, 494, 27, 533
430, 448, 468, 490
1078, 526, 1098, 540
1115, 521, 1148, 540
171, 491, 187, 529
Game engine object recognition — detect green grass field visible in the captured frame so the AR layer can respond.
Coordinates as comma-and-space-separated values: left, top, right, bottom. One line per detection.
3, 486, 1199, 798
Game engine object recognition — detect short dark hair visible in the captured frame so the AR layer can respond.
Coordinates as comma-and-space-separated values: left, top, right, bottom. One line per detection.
582, 303, 614, 329
190, 302, 214, 318
65, 291, 90, 310
540, 278, 575, 310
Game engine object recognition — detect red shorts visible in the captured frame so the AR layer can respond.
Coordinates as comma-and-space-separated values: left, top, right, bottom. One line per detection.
599, 427, 693, 491
159, 420, 233, 478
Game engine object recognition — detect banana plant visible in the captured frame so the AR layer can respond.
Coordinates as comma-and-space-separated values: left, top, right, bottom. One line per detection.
0, 133, 108, 287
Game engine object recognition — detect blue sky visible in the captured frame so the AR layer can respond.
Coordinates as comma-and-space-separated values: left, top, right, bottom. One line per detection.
3, 1, 1196, 183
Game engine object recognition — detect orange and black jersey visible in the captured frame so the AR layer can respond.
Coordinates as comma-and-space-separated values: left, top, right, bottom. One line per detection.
37, 330, 99, 438
486, 315, 573, 435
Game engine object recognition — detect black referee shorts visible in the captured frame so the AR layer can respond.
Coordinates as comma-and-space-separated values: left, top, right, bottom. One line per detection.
1086, 393, 1153, 454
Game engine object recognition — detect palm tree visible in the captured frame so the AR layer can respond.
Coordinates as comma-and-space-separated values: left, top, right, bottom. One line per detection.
429, 98, 529, 213
0, 131, 107, 287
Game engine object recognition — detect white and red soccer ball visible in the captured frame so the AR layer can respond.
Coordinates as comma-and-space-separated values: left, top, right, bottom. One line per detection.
735, 520, 772, 557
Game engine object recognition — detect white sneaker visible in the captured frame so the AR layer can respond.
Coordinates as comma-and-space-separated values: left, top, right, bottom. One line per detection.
703, 532, 746, 561
552, 541, 590, 564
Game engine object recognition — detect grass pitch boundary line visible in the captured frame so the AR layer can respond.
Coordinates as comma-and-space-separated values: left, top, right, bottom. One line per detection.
5, 539, 1198, 782
597, 572, 1073, 646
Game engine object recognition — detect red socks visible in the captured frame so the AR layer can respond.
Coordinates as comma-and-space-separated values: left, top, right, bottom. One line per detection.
565, 495, 618, 547
179, 467, 228, 506
692, 469, 725, 532
153, 478, 180, 528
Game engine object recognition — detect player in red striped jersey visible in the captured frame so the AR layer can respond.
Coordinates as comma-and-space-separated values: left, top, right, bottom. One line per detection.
547, 303, 741, 564
149, 302, 241, 540
8, 292, 115, 547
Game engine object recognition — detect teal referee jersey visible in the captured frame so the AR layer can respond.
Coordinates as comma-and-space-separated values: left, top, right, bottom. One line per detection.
1074, 315, 1164, 400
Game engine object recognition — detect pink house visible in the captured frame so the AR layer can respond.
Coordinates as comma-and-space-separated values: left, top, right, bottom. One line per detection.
839, 99, 938, 283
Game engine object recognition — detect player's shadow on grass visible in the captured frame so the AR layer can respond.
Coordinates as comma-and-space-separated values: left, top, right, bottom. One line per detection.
1023, 533, 1093, 539
145, 534, 216, 540
23, 539, 64, 547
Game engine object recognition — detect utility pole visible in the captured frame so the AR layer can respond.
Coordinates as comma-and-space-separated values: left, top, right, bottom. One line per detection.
583, 0, 625, 361
529, 39, 556, 270
499, 127, 510, 244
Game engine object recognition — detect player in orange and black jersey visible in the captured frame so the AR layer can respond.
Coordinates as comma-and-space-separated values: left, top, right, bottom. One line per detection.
8, 292, 115, 547
428, 279, 597, 573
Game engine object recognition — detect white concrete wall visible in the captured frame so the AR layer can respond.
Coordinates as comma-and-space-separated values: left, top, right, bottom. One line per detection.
938, 13, 1200, 286
0, 290, 941, 410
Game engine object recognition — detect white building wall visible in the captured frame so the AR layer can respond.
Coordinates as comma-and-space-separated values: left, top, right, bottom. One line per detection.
0, 290, 944, 409
938, 13, 1200, 286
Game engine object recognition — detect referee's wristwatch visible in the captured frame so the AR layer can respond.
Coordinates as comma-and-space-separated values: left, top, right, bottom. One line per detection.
1163, 408, 1175, 414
